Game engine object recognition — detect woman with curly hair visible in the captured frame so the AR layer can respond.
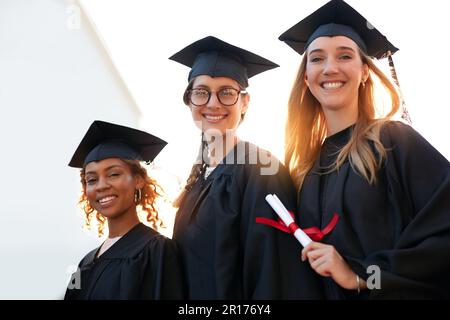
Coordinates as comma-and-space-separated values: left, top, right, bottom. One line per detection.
64, 120, 184, 300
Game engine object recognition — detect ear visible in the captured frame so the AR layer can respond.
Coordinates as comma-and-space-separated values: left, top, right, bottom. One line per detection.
304, 74, 309, 87
362, 64, 369, 82
134, 174, 145, 190
241, 93, 250, 114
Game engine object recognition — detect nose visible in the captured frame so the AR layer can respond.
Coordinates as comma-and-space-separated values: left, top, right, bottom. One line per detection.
205, 92, 221, 109
95, 176, 111, 192
323, 58, 339, 75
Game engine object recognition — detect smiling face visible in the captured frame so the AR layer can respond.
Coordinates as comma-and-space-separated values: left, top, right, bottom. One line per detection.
305, 36, 369, 116
188, 75, 249, 136
84, 158, 143, 221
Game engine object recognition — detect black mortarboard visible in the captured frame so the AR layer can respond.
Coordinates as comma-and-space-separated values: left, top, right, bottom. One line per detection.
68, 120, 167, 168
278, 0, 398, 59
169, 36, 279, 88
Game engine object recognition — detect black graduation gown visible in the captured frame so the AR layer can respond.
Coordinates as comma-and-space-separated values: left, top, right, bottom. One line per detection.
298, 121, 450, 299
64, 223, 184, 300
173, 141, 324, 299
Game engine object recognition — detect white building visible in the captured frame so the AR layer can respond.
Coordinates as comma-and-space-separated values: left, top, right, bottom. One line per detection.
0, 0, 145, 299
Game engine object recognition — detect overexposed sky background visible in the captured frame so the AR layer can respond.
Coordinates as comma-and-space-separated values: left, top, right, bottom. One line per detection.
78, 0, 450, 184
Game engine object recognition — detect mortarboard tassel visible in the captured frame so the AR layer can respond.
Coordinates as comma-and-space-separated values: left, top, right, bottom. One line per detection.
387, 51, 412, 125
200, 132, 208, 181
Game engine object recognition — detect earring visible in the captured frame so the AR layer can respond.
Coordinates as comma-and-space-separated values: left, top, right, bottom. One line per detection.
134, 188, 142, 204
361, 81, 366, 88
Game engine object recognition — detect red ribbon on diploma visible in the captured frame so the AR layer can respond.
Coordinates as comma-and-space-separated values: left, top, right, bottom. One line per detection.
256, 212, 339, 242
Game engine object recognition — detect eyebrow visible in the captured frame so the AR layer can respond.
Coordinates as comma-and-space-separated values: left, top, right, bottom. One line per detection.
193, 85, 239, 90
309, 46, 356, 55
308, 48, 324, 55
85, 164, 124, 175
337, 46, 356, 52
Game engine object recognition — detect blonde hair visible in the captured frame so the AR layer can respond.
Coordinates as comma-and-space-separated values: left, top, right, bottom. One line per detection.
285, 50, 401, 191
78, 159, 164, 237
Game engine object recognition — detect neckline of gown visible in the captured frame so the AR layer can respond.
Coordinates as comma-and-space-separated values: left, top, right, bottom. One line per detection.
315, 124, 355, 170
203, 140, 250, 181
323, 123, 355, 149
88, 223, 158, 263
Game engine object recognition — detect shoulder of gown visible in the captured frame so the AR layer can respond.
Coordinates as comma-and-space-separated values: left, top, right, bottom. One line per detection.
67, 224, 185, 300
139, 227, 185, 299
345, 121, 450, 298
380, 120, 449, 215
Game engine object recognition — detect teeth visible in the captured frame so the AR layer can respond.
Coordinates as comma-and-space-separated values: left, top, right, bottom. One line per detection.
99, 196, 116, 204
322, 82, 344, 89
204, 115, 226, 121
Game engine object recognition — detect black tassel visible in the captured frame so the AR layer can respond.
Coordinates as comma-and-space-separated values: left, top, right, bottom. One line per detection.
200, 132, 208, 181
387, 51, 412, 125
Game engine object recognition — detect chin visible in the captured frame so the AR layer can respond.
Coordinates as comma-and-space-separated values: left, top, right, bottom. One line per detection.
320, 101, 347, 111
203, 125, 227, 136
96, 208, 120, 220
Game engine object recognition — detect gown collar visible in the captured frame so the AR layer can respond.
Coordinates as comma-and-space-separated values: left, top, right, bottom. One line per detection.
323, 124, 354, 149
87, 223, 158, 263
203, 140, 249, 181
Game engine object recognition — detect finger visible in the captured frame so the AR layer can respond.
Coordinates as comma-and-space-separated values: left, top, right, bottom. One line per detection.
301, 243, 315, 261
316, 263, 332, 277
301, 241, 324, 260
306, 247, 329, 261
307, 241, 325, 250
310, 255, 328, 271
310, 257, 332, 277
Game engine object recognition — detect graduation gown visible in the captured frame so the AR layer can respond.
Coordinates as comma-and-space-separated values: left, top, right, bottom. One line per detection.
298, 121, 450, 299
64, 223, 184, 300
173, 141, 323, 299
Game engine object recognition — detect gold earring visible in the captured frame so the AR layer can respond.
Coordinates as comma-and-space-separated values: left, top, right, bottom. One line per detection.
134, 189, 142, 204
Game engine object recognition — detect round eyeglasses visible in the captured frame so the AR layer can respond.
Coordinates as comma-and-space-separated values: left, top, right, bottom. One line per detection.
188, 88, 247, 107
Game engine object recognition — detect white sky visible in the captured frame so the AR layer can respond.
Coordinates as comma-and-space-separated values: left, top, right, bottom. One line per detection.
78, 0, 450, 188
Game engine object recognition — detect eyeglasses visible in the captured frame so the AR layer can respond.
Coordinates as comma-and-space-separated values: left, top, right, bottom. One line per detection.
188, 88, 247, 107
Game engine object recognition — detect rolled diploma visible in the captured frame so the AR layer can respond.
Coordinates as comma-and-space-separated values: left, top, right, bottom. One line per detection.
265, 194, 312, 247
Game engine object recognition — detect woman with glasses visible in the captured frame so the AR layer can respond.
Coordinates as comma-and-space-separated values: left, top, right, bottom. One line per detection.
280, 0, 450, 299
169, 36, 323, 299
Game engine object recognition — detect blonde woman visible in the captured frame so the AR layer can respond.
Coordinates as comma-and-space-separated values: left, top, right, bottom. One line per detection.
280, 0, 450, 299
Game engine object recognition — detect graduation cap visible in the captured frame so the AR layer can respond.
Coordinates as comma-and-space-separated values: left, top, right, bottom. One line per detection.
68, 120, 167, 168
278, 0, 398, 59
169, 36, 279, 88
